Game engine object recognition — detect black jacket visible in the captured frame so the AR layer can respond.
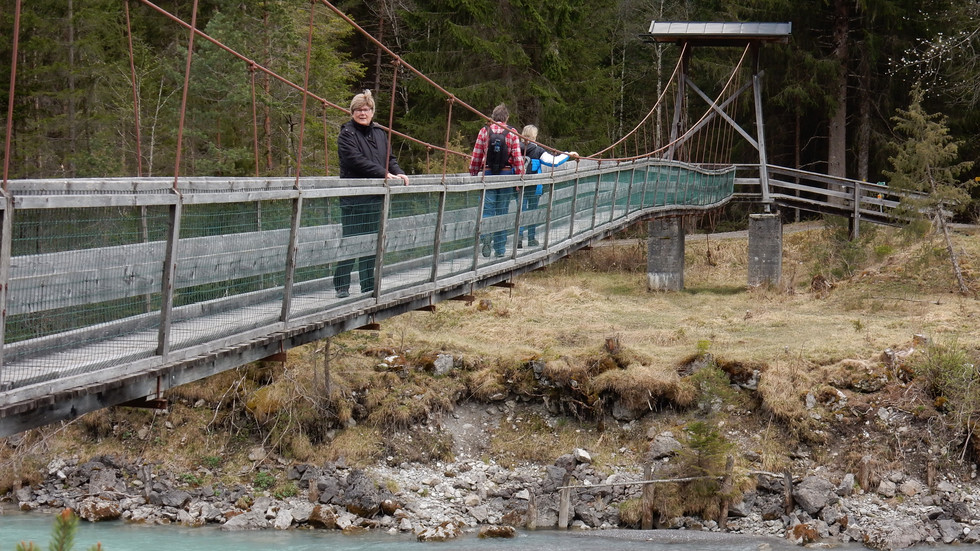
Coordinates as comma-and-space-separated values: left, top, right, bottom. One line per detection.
338, 120, 405, 206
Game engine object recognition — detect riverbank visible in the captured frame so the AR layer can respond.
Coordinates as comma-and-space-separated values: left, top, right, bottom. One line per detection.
3, 222, 980, 550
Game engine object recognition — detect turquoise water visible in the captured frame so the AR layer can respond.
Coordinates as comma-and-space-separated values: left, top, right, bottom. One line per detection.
0, 511, 852, 551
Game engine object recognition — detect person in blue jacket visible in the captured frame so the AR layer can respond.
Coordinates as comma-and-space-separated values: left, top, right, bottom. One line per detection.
334, 90, 409, 299
518, 124, 576, 248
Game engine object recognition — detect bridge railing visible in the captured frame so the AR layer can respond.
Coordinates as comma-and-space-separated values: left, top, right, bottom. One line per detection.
0, 159, 736, 402
734, 164, 923, 226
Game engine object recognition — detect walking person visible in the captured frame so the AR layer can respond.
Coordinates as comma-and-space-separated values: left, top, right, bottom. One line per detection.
469, 104, 524, 258
334, 89, 410, 298
518, 124, 576, 248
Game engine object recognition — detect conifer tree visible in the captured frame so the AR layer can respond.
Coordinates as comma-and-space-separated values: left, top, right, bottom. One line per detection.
884, 84, 975, 295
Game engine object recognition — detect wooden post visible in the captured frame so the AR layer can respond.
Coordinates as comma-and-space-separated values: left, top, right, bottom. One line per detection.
717, 455, 734, 530
558, 487, 570, 529
783, 469, 794, 515
641, 463, 654, 530
323, 338, 331, 398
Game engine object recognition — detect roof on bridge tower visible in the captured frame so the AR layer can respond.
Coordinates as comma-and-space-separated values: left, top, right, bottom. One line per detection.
642, 21, 791, 46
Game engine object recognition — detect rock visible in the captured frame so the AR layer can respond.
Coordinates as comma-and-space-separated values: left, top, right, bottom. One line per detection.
573, 448, 592, 464
793, 476, 836, 515
161, 490, 192, 509
478, 525, 516, 538
836, 473, 855, 496
433, 354, 454, 376
317, 476, 343, 504
308, 505, 338, 529
416, 521, 462, 541
949, 501, 972, 522
78, 498, 122, 521
899, 480, 922, 496
470, 505, 489, 523
514, 489, 530, 501
647, 433, 682, 460
248, 447, 266, 462
289, 502, 315, 523
938, 519, 963, 543
272, 509, 293, 530
877, 480, 897, 498
221, 509, 269, 530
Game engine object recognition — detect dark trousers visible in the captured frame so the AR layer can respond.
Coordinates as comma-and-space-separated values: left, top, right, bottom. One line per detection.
334, 200, 381, 293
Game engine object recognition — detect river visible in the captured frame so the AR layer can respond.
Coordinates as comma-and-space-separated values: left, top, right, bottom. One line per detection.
0, 510, 864, 551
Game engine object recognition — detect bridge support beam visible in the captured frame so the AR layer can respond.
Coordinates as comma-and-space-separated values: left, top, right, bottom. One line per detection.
647, 217, 685, 291
748, 213, 782, 287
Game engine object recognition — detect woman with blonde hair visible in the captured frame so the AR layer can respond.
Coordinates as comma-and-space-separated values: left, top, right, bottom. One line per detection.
334, 90, 409, 298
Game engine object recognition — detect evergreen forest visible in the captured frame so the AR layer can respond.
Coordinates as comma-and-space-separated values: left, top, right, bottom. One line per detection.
1, 0, 977, 209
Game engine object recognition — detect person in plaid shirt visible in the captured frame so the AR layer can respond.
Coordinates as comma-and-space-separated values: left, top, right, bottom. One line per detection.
469, 104, 524, 257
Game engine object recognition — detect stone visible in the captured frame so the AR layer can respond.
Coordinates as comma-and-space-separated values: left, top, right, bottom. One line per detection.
938, 519, 963, 544
478, 525, 516, 538
836, 473, 855, 496
78, 498, 122, 522
433, 354, 454, 376
793, 476, 836, 515
416, 521, 462, 541
308, 505, 338, 529
573, 448, 592, 464
469, 505, 489, 523
161, 490, 192, 509
221, 509, 269, 530
647, 433, 682, 460
877, 480, 897, 498
272, 509, 293, 530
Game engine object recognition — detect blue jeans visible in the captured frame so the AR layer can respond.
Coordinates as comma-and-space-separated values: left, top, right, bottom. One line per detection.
481, 174, 516, 256
519, 192, 540, 242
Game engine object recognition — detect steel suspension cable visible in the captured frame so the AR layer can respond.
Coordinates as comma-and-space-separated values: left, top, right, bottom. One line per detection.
250, 64, 260, 177
294, 0, 318, 186
3, 0, 22, 191
124, 1, 144, 177
172, 0, 199, 189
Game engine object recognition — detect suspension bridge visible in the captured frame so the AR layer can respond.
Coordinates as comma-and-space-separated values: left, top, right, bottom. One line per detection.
0, 6, 914, 437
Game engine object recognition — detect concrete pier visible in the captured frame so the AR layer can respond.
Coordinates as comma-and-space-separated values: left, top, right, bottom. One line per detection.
747, 213, 782, 287
647, 217, 685, 291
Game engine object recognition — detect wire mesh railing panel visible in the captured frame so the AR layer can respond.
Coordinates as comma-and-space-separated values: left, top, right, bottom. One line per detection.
477, 185, 520, 263
548, 180, 577, 245
609, 168, 636, 222
325, 194, 384, 301
381, 192, 440, 291
4, 206, 170, 388
572, 175, 600, 237
288, 196, 339, 316
436, 189, 482, 279
595, 170, 621, 225
516, 182, 547, 252
168, 201, 290, 351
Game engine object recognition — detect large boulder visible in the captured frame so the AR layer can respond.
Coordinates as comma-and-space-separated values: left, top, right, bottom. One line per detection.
793, 476, 836, 515
221, 509, 269, 531
344, 470, 384, 518
78, 498, 122, 522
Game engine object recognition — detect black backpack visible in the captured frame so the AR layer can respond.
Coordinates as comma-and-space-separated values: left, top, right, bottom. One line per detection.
485, 125, 508, 175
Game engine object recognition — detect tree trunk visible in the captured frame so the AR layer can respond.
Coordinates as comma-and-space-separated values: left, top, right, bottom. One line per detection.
856, 49, 872, 183
827, 0, 850, 180
937, 212, 971, 295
